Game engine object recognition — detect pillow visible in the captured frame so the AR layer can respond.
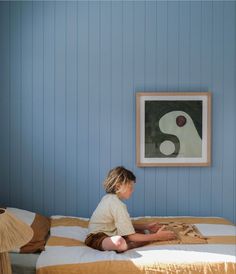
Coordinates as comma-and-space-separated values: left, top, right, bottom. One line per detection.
6, 207, 50, 253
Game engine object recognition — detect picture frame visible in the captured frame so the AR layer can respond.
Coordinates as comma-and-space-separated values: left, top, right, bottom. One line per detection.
136, 92, 211, 167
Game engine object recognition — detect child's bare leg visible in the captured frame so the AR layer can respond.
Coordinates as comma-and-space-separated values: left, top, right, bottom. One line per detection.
102, 236, 128, 252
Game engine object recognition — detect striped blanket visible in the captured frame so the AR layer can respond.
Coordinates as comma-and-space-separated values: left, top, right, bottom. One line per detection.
36, 216, 236, 274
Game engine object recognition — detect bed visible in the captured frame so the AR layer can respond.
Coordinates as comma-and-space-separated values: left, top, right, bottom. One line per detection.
7, 208, 236, 274
36, 215, 236, 274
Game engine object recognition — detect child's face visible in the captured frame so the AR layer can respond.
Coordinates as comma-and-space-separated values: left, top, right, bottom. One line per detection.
117, 181, 135, 200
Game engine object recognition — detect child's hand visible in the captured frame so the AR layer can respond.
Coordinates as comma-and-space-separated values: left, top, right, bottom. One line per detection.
154, 225, 176, 241
147, 222, 162, 233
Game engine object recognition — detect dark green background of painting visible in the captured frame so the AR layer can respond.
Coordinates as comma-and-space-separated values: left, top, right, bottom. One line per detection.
145, 100, 202, 158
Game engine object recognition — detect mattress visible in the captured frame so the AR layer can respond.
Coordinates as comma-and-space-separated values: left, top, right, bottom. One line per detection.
10, 252, 39, 274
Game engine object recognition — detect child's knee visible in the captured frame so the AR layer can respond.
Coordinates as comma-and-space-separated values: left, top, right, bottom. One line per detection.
112, 236, 127, 252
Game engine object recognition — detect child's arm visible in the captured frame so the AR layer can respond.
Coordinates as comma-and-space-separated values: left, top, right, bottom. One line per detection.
133, 222, 162, 233
127, 225, 176, 242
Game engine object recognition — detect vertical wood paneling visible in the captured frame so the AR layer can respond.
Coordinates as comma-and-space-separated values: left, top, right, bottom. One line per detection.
211, 1, 224, 218
167, 1, 179, 91
65, 1, 77, 216
0, 1, 10, 205
32, 1, 44, 213
9, 2, 22, 208
0, 1, 235, 222
88, 1, 100, 214
21, 2, 33, 210
99, 1, 111, 199
234, 2, 236, 224
54, 1, 66, 215
77, 1, 89, 217
222, 1, 235, 221
43, 1, 55, 216
110, 1, 123, 167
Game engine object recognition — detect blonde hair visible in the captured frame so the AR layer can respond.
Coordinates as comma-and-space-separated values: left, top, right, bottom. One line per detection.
103, 166, 136, 194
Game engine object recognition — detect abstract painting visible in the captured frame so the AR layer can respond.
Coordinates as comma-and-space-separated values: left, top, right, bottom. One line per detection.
136, 92, 211, 166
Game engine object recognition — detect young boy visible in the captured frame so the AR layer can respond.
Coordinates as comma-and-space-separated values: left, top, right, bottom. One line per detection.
85, 166, 176, 252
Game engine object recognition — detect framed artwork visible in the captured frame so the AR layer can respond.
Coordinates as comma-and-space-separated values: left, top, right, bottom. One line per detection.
136, 92, 211, 167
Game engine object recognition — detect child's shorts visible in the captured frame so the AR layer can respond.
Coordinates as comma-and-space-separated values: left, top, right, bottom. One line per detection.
85, 232, 108, 251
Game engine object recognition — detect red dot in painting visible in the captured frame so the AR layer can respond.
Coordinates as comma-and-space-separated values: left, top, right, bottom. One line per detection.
176, 115, 187, 127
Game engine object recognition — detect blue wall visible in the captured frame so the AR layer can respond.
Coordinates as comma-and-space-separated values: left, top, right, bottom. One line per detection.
0, 1, 235, 222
